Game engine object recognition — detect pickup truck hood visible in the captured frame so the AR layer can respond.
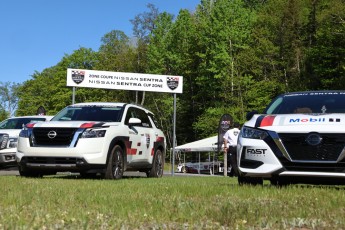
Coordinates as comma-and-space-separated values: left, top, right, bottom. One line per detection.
246, 114, 345, 133
0, 129, 21, 138
31, 121, 120, 128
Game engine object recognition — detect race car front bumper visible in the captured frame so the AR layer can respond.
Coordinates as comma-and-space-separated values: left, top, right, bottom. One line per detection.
237, 130, 345, 180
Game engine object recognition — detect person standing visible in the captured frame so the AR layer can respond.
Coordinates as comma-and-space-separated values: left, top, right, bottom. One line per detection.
223, 122, 240, 176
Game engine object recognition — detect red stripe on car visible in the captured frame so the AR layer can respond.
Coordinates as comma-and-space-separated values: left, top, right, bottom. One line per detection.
156, 136, 164, 142
260, 115, 276, 127
127, 148, 137, 155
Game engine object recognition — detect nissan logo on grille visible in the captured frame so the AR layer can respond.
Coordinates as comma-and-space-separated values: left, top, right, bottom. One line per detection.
47, 131, 57, 139
305, 133, 322, 146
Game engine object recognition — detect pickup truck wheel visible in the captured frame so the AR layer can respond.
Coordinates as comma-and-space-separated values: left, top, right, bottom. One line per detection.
19, 168, 43, 178
147, 149, 164, 178
104, 145, 124, 179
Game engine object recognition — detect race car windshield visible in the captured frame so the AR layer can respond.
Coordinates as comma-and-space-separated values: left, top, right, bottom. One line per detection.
52, 106, 124, 122
265, 92, 345, 114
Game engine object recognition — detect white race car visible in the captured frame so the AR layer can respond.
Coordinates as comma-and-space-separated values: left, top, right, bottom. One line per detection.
237, 91, 345, 185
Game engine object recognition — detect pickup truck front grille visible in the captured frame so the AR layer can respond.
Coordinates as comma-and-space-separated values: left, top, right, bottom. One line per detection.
25, 156, 79, 164
32, 128, 79, 146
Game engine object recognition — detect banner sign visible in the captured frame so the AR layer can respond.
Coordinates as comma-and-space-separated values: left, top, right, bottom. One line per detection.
67, 68, 183, 94
217, 114, 233, 153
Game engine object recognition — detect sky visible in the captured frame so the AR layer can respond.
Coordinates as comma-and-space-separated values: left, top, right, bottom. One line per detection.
1, 0, 200, 84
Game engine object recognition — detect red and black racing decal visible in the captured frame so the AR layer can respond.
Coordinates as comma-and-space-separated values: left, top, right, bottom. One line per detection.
255, 115, 276, 127
125, 139, 137, 155
151, 136, 165, 156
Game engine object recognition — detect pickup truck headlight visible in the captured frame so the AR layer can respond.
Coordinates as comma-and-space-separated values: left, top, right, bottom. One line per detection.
19, 128, 32, 138
81, 129, 106, 138
0, 134, 9, 150
241, 126, 268, 140
8, 138, 18, 148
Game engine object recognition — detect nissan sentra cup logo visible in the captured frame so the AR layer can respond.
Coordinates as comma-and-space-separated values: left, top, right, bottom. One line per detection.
47, 131, 57, 139
305, 133, 322, 146
71, 70, 85, 84
167, 76, 179, 90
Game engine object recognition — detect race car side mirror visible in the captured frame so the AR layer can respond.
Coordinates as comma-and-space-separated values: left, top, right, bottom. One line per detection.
246, 110, 258, 120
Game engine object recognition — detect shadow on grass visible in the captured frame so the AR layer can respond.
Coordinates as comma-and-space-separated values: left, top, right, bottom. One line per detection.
42, 172, 148, 180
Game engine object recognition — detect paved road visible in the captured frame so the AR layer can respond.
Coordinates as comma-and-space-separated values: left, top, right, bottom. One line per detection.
0, 167, 19, 176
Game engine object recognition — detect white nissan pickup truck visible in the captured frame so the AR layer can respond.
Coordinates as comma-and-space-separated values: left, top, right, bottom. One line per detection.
0, 115, 52, 169
16, 102, 166, 179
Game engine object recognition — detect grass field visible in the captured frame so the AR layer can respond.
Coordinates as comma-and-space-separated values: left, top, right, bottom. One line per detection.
1, 173, 345, 229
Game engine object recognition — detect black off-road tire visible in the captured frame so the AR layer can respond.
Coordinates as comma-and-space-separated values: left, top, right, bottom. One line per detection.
19, 168, 43, 178
104, 145, 124, 179
147, 149, 164, 178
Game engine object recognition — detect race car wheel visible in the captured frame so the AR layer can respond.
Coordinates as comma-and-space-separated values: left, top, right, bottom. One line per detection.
238, 175, 263, 186
147, 149, 164, 178
104, 145, 124, 179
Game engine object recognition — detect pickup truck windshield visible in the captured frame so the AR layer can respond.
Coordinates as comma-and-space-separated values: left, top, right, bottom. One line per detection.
52, 106, 124, 122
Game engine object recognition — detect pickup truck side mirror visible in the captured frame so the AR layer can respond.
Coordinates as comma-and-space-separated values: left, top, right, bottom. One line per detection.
246, 110, 258, 120
128, 118, 141, 127
128, 118, 141, 134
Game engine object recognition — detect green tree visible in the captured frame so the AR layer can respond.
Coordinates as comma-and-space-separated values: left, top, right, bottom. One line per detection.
0, 109, 7, 121
163, 9, 201, 143
17, 48, 100, 115
0, 82, 21, 117
191, 0, 256, 136
131, 4, 160, 105
13, 0, 345, 147
97, 30, 134, 72
96, 30, 140, 103
146, 11, 177, 147
304, 0, 345, 89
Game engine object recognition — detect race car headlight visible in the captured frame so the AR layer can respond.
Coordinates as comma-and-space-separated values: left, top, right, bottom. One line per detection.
241, 126, 268, 140
81, 129, 106, 138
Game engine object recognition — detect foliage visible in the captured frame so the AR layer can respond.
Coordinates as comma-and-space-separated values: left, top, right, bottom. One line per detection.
17, 48, 100, 116
0, 109, 7, 121
0, 82, 21, 118
131, 4, 161, 105
304, 0, 345, 89
14, 0, 345, 148
193, 107, 232, 137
